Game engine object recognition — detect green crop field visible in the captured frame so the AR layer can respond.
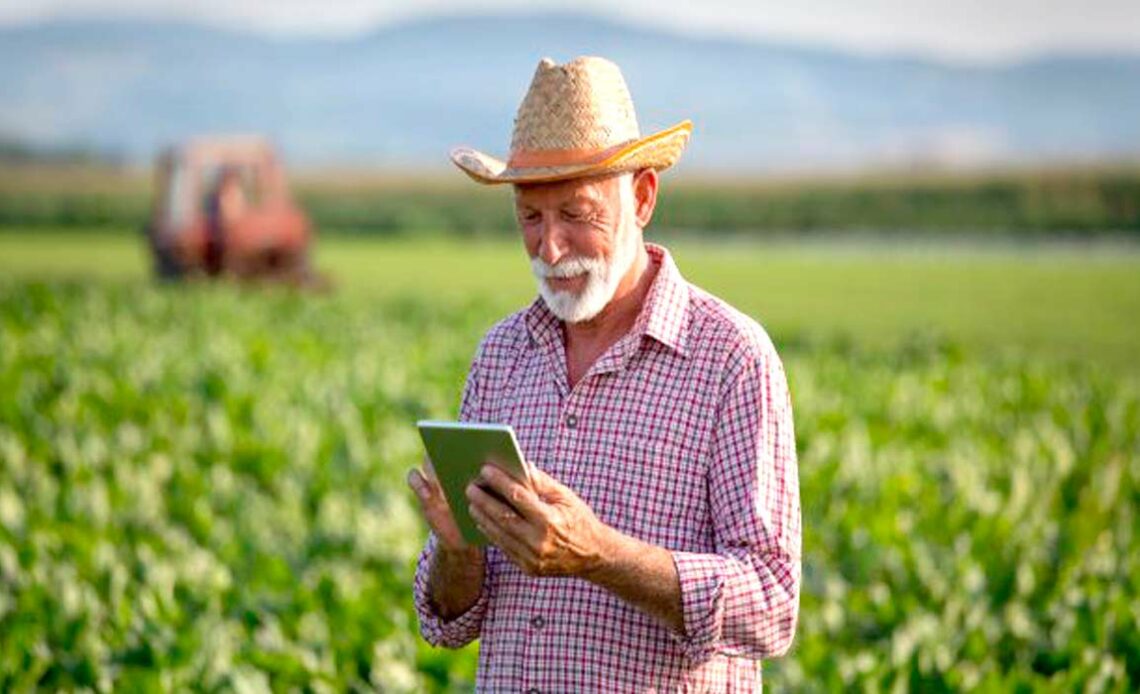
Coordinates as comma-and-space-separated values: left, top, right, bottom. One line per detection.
4, 229, 1139, 369
2, 230, 1139, 690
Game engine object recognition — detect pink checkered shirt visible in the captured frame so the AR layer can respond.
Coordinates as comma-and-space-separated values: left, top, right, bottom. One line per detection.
414, 243, 801, 692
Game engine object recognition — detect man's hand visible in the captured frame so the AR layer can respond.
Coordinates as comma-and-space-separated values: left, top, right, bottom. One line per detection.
408, 456, 485, 620
468, 462, 686, 634
407, 456, 469, 552
466, 464, 614, 578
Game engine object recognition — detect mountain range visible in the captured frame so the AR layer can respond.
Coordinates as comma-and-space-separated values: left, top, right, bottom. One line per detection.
2, 12, 1139, 171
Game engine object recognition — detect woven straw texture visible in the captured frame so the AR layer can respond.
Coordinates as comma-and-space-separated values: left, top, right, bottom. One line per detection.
451, 56, 691, 185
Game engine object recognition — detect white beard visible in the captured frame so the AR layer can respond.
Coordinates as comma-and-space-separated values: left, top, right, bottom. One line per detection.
531, 213, 641, 324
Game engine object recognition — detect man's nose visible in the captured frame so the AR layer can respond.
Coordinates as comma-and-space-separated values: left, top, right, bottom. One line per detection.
536, 218, 570, 266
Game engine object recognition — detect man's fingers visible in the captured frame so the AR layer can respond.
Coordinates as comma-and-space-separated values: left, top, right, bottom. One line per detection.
469, 495, 538, 567
407, 467, 441, 503
466, 481, 520, 525
467, 482, 541, 545
422, 455, 440, 483
408, 466, 469, 551
477, 464, 546, 522
406, 467, 427, 496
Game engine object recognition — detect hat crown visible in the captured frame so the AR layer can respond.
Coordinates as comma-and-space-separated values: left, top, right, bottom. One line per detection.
510, 56, 641, 155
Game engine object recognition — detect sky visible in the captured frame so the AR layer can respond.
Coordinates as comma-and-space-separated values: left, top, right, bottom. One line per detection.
0, 0, 1138, 63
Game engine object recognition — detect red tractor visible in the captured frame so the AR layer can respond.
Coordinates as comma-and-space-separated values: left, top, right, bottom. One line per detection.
144, 136, 318, 284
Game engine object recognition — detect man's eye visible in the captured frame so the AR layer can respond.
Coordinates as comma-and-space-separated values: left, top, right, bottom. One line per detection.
561, 210, 591, 223
518, 211, 541, 225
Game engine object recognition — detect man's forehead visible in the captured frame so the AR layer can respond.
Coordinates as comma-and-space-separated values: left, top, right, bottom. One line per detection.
513, 172, 628, 206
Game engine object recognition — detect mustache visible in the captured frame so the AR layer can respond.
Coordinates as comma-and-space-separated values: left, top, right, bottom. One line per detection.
531, 255, 607, 280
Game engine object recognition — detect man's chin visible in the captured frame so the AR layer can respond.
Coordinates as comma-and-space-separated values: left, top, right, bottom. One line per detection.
539, 286, 607, 324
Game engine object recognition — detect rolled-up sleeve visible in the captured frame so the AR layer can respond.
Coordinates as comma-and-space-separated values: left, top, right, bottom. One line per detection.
412, 343, 492, 648
671, 344, 801, 664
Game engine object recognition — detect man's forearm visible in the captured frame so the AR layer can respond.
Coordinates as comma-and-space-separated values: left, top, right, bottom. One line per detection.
428, 546, 486, 620
583, 528, 685, 635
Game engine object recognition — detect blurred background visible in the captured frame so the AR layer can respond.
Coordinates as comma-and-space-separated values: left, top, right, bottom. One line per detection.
1, 0, 1138, 691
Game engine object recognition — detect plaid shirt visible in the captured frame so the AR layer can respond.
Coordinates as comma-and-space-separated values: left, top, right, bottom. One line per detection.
414, 243, 801, 692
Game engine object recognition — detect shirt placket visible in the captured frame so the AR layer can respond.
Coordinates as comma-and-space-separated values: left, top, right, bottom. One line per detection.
517, 336, 568, 693
517, 580, 551, 692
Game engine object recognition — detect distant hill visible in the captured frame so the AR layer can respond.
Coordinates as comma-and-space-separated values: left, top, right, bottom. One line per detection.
1, 12, 1139, 171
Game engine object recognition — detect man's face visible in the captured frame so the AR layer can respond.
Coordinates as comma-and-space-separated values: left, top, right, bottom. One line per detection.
513, 172, 641, 323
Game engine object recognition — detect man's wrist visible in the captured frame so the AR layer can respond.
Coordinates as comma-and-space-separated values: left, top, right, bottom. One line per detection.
581, 523, 630, 584
429, 545, 486, 620
438, 544, 485, 571
578, 524, 687, 635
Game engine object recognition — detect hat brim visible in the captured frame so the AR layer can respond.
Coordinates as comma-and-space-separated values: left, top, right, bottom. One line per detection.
450, 120, 692, 185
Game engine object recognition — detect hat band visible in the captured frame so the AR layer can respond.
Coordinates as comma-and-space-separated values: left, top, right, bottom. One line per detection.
507, 140, 634, 169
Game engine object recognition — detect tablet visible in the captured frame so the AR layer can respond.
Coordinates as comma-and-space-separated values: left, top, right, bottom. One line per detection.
416, 420, 531, 546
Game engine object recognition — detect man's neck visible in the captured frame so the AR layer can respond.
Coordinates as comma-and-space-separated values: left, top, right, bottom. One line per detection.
564, 244, 656, 353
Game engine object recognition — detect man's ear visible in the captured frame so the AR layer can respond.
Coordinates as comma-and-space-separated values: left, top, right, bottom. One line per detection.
632, 168, 659, 229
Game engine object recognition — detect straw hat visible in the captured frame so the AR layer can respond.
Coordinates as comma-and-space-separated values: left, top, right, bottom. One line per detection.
451, 56, 692, 185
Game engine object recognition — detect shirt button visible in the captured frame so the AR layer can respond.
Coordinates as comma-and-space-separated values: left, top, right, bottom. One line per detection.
565, 414, 578, 429
530, 615, 545, 629
526, 689, 541, 694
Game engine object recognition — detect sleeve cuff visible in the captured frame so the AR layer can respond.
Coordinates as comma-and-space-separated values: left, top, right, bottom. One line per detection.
670, 550, 727, 664
417, 584, 489, 648
412, 535, 488, 648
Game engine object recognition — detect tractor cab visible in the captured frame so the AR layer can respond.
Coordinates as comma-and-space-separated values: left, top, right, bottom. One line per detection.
145, 136, 315, 283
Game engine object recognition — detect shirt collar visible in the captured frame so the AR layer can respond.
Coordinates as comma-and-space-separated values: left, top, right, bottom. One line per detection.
639, 243, 691, 357
523, 242, 690, 360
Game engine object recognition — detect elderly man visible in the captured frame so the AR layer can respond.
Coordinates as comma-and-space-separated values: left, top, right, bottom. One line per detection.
407, 56, 801, 691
